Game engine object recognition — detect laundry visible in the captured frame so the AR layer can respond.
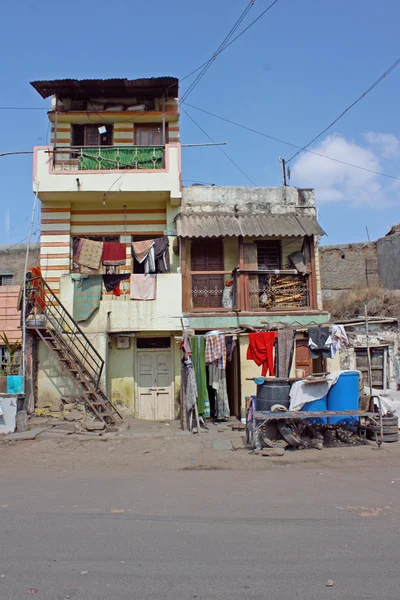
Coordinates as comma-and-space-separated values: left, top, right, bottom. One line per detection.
330, 324, 349, 357
289, 371, 340, 411
190, 336, 209, 417
247, 331, 278, 377
131, 240, 154, 264
102, 274, 130, 292
225, 335, 236, 362
102, 242, 126, 266
181, 332, 193, 359
77, 239, 104, 271
153, 236, 170, 273
205, 334, 226, 369
308, 327, 332, 359
144, 246, 156, 274
72, 275, 102, 322
185, 360, 198, 412
130, 274, 156, 300
208, 363, 230, 420
277, 329, 295, 377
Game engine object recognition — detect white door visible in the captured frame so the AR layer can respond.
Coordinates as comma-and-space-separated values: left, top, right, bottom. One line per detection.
137, 350, 173, 420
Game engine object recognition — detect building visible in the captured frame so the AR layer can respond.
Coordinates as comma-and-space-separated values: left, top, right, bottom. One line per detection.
29, 76, 328, 421
0, 243, 40, 366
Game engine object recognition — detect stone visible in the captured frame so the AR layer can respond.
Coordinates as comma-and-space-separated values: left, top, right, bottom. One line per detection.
217, 427, 227, 433
16, 410, 28, 433
7, 428, 51, 441
213, 439, 233, 451
326, 580, 335, 587
62, 403, 76, 411
83, 422, 106, 431
261, 448, 285, 457
231, 438, 246, 451
65, 410, 83, 422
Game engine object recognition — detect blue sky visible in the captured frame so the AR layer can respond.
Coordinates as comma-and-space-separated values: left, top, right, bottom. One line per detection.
0, 0, 399, 246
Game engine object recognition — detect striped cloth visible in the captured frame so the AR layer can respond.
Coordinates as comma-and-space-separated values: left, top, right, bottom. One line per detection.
205, 334, 226, 369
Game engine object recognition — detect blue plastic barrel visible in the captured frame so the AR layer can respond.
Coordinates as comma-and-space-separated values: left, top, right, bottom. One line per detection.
300, 395, 327, 424
327, 371, 359, 424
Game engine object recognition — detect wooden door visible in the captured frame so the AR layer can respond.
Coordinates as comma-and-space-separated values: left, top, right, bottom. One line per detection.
191, 240, 224, 309
295, 340, 313, 377
137, 351, 173, 420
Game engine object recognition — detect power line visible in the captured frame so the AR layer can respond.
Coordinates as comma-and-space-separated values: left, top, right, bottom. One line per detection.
181, 106, 257, 185
0, 151, 33, 157
286, 55, 400, 163
186, 102, 400, 182
180, 1, 255, 104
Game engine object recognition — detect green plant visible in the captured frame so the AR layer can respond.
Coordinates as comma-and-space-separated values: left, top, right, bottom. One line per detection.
0, 333, 22, 374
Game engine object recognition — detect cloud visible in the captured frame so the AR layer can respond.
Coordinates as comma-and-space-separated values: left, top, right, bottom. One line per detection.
290, 134, 399, 208
364, 132, 400, 157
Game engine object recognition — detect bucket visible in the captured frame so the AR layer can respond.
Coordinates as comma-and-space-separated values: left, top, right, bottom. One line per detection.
327, 371, 360, 425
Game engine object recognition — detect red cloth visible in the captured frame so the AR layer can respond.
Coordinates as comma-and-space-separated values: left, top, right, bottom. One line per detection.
246, 332, 278, 377
113, 283, 121, 297
102, 242, 126, 266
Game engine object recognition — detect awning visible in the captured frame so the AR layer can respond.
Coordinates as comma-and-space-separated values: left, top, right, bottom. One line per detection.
175, 213, 326, 238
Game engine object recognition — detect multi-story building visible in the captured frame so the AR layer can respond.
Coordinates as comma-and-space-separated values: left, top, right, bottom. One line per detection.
30, 76, 328, 423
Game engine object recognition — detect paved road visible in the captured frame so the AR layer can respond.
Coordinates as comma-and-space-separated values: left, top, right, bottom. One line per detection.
0, 467, 399, 599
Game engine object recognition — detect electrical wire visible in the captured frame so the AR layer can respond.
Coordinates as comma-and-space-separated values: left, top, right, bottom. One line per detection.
3, 229, 40, 252
180, 0, 255, 104
286, 55, 400, 163
181, 106, 257, 185
185, 102, 400, 182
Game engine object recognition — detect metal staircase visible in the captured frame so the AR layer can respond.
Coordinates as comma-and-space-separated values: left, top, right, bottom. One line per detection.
24, 275, 122, 425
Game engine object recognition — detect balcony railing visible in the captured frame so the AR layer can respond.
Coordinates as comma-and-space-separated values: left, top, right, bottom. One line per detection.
187, 269, 310, 312
51, 146, 164, 171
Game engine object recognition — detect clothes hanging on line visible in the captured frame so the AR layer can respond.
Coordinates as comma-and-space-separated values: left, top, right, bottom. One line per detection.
190, 336, 210, 418
330, 325, 349, 357
77, 239, 104, 271
130, 274, 156, 300
72, 274, 102, 322
205, 334, 226, 369
277, 329, 295, 378
185, 360, 198, 412
247, 331, 277, 377
208, 362, 230, 420
181, 332, 193, 359
225, 335, 236, 362
102, 274, 130, 292
308, 327, 332, 359
144, 246, 156, 274
131, 240, 154, 264
153, 236, 170, 273
102, 242, 126, 266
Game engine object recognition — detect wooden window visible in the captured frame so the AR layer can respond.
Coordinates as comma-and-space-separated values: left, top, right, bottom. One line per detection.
355, 347, 386, 389
71, 124, 113, 147
191, 239, 224, 309
0, 274, 13, 286
134, 123, 167, 146
256, 241, 281, 270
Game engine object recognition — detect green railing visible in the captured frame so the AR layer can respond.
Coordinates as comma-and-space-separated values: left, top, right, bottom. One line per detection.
53, 146, 164, 171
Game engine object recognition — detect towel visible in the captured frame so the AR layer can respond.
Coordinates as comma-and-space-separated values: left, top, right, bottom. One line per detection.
247, 331, 278, 377
132, 240, 154, 264
77, 239, 104, 271
130, 274, 156, 300
73, 275, 102, 322
190, 336, 209, 417
102, 242, 126, 266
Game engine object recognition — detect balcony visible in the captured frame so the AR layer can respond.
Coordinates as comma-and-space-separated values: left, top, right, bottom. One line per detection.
34, 144, 182, 204
186, 269, 312, 313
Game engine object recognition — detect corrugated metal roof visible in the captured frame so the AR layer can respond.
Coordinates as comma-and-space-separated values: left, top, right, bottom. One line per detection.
30, 77, 179, 99
175, 213, 326, 238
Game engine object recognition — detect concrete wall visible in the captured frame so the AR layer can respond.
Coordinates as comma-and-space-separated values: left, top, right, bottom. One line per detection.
0, 243, 40, 285
319, 242, 380, 300
376, 233, 400, 290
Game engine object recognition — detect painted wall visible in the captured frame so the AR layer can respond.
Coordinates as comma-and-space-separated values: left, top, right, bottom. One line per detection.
0, 286, 22, 344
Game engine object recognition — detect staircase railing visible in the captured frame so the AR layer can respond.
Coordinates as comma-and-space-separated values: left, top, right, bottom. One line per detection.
24, 276, 104, 389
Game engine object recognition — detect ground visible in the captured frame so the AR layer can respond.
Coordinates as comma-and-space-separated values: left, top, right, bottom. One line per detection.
1, 419, 399, 599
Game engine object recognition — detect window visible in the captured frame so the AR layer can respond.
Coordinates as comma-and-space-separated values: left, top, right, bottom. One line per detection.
71, 124, 113, 147
134, 124, 167, 146
256, 241, 281, 270
72, 236, 120, 274
355, 347, 387, 390
0, 274, 13, 286
136, 337, 171, 349
191, 240, 224, 309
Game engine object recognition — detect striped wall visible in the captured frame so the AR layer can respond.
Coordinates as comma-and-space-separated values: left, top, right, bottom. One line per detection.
40, 201, 168, 292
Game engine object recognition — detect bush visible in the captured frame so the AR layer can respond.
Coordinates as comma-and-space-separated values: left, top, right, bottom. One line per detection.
324, 286, 400, 321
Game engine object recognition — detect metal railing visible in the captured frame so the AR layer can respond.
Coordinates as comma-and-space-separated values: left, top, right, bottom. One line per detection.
50, 146, 165, 171
24, 276, 104, 389
233, 269, 310, 310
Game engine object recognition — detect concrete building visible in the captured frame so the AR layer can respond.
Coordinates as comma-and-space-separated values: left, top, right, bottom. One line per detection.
29, 76, 328, 421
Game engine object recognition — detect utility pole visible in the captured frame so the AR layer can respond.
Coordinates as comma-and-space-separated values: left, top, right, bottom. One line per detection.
280, 158, 287, 186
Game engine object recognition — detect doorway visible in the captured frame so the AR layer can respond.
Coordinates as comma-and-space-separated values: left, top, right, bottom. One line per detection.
136, 337, 173, 420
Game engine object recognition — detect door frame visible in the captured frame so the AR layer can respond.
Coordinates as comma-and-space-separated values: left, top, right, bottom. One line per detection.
134, 335, 174, 420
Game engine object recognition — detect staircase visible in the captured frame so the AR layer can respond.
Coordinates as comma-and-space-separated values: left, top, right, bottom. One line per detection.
24, 275, 122, 425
